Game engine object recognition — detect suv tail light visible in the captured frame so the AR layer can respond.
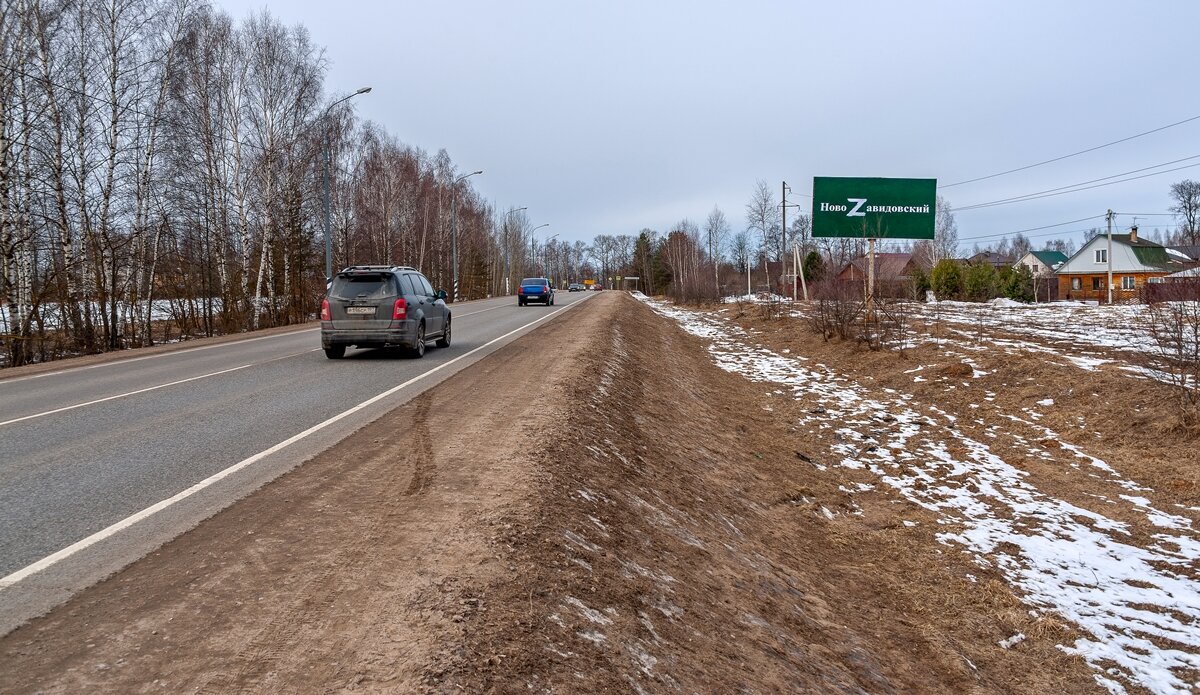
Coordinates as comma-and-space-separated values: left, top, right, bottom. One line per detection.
320, 298, 330, 321
518, 286, 525, 294
393, 298, 408, 320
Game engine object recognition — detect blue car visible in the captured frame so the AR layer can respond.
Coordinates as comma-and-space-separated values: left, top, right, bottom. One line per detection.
518, 277, 554, 306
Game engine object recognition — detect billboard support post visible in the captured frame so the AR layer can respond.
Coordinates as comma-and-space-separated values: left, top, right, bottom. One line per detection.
867, 238, 876, 316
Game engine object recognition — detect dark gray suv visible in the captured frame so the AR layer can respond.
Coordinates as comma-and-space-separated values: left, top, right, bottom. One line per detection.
320, 265, 450, 359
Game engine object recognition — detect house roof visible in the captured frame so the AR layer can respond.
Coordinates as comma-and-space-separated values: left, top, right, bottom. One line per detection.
1029, 250, 1068, 267
839, 252, 915, 279
1059, 233, 1184, 274
968, 251, 1012, 265
1168, 245, 1200, 261
1132, 246, 1176, 269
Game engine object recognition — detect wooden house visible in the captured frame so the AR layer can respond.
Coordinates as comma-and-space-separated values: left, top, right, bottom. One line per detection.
1056, 227, 1186, 302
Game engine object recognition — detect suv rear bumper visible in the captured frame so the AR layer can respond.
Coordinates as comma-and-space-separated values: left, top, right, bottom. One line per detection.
321, 320, 419, 349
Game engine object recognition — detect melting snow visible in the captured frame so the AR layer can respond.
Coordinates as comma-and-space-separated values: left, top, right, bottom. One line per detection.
637, 294, 1200, 695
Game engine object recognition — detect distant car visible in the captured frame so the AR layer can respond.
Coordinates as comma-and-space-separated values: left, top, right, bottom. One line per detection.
568, 283, 585, 292
518, 277, 554, 306
591, 284, 604, 291
320, 265, 450, 359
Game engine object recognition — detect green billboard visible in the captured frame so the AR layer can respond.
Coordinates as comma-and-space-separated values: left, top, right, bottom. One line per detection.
811, 177, 936, 239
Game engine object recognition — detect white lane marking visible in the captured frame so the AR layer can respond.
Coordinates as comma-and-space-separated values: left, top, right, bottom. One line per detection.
0, 328, 319, 385
455, 304, 512, 318
0, 364, 253, 428
0, 299, 583, 590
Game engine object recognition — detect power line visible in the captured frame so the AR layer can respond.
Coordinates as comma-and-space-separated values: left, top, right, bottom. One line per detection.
956, 211, 1176, 246
941, 113, 1200, 188
954, 214, 1106, 243
954, 156, 1200, 211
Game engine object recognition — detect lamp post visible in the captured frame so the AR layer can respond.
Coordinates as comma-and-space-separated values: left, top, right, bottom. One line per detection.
530, 223, 552, 277
451, 170, 483, 302
323, 86, 371, 282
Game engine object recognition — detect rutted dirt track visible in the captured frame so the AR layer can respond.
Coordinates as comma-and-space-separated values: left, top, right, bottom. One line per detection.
1, 293, 1116, 693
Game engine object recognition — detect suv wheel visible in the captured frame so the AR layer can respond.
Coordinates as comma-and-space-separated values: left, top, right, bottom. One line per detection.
324, 345, 345, 359
410, 322, 426, 358
436, 318, 451, 348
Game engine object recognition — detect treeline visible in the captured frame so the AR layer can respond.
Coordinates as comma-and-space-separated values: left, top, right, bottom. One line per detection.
0, 0, 551, 367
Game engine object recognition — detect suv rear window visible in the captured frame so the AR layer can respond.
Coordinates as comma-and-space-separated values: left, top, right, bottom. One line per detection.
330, 274, 394, 300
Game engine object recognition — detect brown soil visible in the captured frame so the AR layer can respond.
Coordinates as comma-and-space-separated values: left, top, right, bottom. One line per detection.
0, 293, 1110, 693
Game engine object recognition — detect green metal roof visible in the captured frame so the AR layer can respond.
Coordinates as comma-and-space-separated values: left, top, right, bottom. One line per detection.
1130, 245, 1175, 270
1030, 250, 1068, 267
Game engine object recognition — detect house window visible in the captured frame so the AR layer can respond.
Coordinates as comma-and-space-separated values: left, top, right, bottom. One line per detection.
1095, 249, 1107, 263
1071, 277, 1082, 290
1092, 277, 1102, 291
1122, 276, 1136, 290
1032, 263, 1040, 273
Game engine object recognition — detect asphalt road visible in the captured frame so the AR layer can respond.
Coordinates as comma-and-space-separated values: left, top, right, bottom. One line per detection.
0, 290, 595, 633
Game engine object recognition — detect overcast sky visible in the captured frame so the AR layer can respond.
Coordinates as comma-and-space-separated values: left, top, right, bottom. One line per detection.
216, 0, 1200, 251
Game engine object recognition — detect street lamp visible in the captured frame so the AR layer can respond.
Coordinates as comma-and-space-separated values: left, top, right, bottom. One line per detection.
451, 170, 483, 302
528, 223, 550, 279
323, 86, 371, 282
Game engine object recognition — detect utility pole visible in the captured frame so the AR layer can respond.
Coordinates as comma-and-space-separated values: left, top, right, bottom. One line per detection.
867, 237, 876, 316
781, 181, 788, 298
1106, 209, 1114, 304
781, 181, 809, 302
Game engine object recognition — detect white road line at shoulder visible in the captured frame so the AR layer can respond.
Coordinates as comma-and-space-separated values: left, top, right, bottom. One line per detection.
0, 300, 582, 590
0, 364, 253, 428
0, 327, 319, 385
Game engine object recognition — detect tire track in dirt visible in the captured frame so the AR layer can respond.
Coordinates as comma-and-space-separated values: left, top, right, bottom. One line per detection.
403, 398, 435, 497
194, 400, 434, 695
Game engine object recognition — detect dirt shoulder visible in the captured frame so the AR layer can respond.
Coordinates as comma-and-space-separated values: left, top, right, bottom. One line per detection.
0, 292, 1104, 693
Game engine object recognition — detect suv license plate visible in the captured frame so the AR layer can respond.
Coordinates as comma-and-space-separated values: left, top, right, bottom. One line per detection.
346, 306, 374, 315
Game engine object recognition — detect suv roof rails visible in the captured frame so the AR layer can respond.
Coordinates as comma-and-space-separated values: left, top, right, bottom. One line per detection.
339, 265, 417, 273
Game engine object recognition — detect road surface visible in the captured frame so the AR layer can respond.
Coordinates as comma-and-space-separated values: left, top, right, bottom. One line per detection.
0, 290, 593, 633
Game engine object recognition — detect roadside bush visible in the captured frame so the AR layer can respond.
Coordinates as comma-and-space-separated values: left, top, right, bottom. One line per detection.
1144, 300, 1200, 432
963, 263, 999, 301
859, 299, 914, 354
908, 266, 931, 301
802, 251, 826, 283
930, 259, 963, 300
1003, 265, 1035, 302
760, 292, 785, 321
808, 280, 863, 341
